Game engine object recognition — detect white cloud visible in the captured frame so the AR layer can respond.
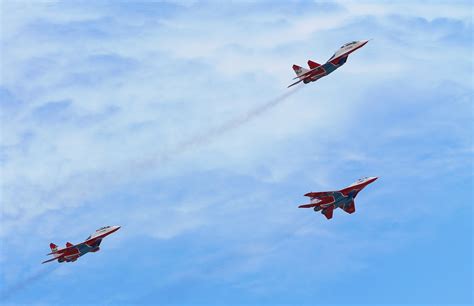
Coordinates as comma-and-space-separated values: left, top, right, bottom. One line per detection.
0, 0, 470, 227
0, 2, 472, 300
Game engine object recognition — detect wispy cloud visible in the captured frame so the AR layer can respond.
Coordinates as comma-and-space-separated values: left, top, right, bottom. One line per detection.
0, 265, 59, 302
0, 0, 472, 304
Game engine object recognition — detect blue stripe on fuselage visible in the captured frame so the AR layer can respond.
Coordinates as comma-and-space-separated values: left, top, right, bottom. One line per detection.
332, 191, 354, 209
309, 56, 347, 83
322, 56, 347, 75
76, 243, 94, 257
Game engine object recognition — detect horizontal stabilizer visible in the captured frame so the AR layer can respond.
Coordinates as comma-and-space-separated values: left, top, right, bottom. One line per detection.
304, 191, 333, 198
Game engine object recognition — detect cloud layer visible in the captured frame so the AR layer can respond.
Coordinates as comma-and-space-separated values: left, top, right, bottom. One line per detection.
1, 1, 472, 304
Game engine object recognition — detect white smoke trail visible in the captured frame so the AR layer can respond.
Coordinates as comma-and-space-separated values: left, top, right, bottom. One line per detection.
0, 265, 59, 301
0, 86, 302, 301
137, 85, 304, 169
172, 86, 303, 154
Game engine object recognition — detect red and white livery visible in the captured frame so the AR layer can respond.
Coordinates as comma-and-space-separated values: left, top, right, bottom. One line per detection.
42, 225, 121, 264
288, 40, 369, 88
299, 177, 378, 219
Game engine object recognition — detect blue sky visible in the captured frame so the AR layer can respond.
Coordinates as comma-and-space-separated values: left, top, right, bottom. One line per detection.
0, 1, 472, 305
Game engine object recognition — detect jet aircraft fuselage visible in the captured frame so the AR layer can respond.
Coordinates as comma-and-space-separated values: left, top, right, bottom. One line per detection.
42, 225, 121, 264
299, 177, 378, 219
288, 40, 369, 87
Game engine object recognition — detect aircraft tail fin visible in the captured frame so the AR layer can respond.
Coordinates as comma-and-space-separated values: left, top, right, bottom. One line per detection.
66, 242, 74, 248
307, 60, 321, 69
50, 243, 58, 253
292, 65, 309, 79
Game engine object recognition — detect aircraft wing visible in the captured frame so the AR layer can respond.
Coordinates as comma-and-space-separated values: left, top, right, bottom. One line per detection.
48, 236, 102, 255
298, 203, 319, 208
42, 255, 63, 264
287, 79, 303, 88
304, 191, 335, 198
340, 186, 362, 197
287, 67, 321, 88
287, 78, 305, 88
299, 195, 335, 208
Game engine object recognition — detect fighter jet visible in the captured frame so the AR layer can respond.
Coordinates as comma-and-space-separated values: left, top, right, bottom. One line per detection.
42, 225, 121, 264
299, 177, 377, 219
288, 40, 369, 88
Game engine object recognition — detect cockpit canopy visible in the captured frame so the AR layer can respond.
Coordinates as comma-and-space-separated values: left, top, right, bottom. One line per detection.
347, 177, 370, 187
85, 226, 113, 241
328, 41, 359, 61
97, 226, 111, 231
341, 41, 358, 48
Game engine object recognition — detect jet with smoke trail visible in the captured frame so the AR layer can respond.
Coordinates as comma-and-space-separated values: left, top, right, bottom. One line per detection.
171, 86, 303, 154
42, 226, 121, 264
0, 265, 59, 301
289, 40, 369, 88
